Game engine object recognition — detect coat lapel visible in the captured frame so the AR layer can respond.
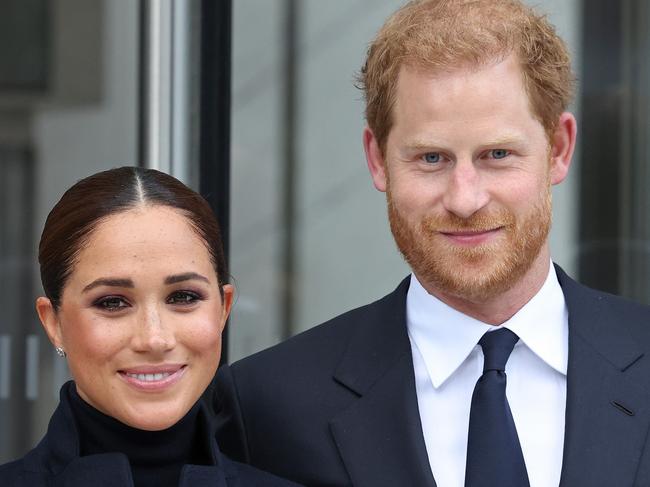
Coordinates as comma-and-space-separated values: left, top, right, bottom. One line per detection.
329, 278, 436, 487
328, 268, 650, 486
39, 381, 232, 487
179, 465, 227, 487
557, 266, 650, 486
55, 453, 134, 487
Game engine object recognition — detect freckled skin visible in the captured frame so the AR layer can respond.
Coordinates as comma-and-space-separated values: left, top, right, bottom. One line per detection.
37, 206, 234, 431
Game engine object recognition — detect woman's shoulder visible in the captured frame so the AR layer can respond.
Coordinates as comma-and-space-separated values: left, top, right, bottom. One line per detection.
0, 383, 81, 486
0, 456, 49, 487
223, 456, 305, 486
0, 458, 23, 483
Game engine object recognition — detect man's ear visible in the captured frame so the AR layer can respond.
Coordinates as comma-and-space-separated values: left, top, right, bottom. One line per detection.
363, 127, 388, 192
549, 112, 577, 185
36, 297, 64, 349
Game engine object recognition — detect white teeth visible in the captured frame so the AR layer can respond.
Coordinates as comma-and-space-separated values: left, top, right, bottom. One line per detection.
126, 372, 172, 381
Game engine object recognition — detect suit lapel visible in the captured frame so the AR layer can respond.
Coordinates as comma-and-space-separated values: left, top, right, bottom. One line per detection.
557, 266, 650, 486
330, 278, 436, 487
328, 268, 650, 486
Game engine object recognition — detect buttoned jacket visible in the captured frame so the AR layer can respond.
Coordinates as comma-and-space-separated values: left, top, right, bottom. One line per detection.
214, 266, 650, 487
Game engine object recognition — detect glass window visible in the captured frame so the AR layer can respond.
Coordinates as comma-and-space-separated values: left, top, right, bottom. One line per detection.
0, 0, 138, 462
228, 0, 582, 361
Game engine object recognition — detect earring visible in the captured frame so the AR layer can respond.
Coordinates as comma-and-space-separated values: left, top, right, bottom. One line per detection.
55, 347, 66, 358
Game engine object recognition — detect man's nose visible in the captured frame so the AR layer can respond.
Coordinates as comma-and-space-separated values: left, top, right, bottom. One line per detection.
132, 306, 176, 353
441, 159, 489, 219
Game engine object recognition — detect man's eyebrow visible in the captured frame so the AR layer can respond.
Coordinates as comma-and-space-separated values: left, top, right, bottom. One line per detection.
401, 139, 447, 151
164, 272, 210, 285
480, 136, 526, 147
82, 278, 134, 293
401, 136, 526, 152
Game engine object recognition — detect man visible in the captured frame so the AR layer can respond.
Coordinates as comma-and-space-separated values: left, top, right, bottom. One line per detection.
213, 1, 650, 486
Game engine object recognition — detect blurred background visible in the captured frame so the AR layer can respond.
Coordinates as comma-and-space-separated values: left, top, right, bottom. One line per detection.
1, 0, 648, 463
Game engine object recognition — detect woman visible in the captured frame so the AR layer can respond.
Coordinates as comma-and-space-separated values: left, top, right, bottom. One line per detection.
0, 167, 300, 486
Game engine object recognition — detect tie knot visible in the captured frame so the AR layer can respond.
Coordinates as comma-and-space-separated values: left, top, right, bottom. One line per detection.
479, 328, 519, 372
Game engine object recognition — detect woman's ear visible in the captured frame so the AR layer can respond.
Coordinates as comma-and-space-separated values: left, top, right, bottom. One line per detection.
36, 297, 63, 349
219, 284, 235, 333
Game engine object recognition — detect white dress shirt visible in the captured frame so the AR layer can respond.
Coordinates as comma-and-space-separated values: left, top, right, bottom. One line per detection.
407, 262, 568, 487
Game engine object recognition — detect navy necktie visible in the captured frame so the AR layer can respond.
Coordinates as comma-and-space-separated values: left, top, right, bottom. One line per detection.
464, 328, 530, 487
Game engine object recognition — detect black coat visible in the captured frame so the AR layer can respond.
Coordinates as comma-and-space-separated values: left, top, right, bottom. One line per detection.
0, 382, 302, 487
213, 266, 650, 487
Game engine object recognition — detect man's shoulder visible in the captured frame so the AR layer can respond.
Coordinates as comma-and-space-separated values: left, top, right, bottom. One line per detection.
230, 277, 410, 375
557, 265, 650, 343
582, 284, 650, 338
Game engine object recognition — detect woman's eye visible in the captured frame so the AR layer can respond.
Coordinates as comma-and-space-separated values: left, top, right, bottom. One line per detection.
423, 152, 441, 164
490, 149, 510, 159
94, 296, 128, 311
167, 291, 201, 305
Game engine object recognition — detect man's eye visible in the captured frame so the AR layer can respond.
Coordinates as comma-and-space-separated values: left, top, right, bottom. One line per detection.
167, 291, 202, 305
490, 149, 510, 159
423, 153, 441, 164
94, 297, 128, 311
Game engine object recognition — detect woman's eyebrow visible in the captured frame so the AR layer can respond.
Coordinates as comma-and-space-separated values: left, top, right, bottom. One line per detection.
82, 278, 134, 293
164, 272, 210, 285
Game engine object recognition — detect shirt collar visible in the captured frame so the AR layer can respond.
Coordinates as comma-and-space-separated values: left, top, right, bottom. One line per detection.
406, 261, 568, 388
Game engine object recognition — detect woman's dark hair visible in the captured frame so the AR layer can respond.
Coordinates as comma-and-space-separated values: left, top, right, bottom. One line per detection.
39, 166, 227, 308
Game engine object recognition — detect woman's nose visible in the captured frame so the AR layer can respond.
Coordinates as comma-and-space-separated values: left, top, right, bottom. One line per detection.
132, 306, 176, 353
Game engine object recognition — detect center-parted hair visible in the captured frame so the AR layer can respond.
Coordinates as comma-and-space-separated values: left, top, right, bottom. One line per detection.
39, 167, 227, 308
358, 0, 575, 154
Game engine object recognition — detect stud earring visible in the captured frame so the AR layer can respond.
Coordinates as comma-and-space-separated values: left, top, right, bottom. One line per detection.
55, 347, 66, 358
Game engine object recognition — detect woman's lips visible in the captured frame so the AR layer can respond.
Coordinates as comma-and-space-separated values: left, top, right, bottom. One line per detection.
118, 364, 187, 391
440, 227, 503, 244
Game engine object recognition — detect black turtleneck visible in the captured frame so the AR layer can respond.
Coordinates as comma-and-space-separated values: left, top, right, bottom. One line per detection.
67, 385, 212, 487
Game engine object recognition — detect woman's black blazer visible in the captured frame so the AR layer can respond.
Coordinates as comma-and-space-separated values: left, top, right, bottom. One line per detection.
0, 381, 301, 487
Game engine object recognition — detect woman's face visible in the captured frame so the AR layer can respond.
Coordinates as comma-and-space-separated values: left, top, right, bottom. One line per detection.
37, 205, 233, 431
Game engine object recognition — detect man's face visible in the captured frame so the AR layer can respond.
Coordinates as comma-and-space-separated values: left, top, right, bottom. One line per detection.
367, 55, 571, 303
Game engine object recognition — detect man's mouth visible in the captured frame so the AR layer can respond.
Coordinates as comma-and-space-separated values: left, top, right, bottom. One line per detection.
439, 227, 503, 243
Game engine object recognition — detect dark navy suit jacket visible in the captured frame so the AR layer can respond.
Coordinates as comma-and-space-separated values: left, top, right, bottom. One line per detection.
213, 266, 650, 486
0, 382, 301, 487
